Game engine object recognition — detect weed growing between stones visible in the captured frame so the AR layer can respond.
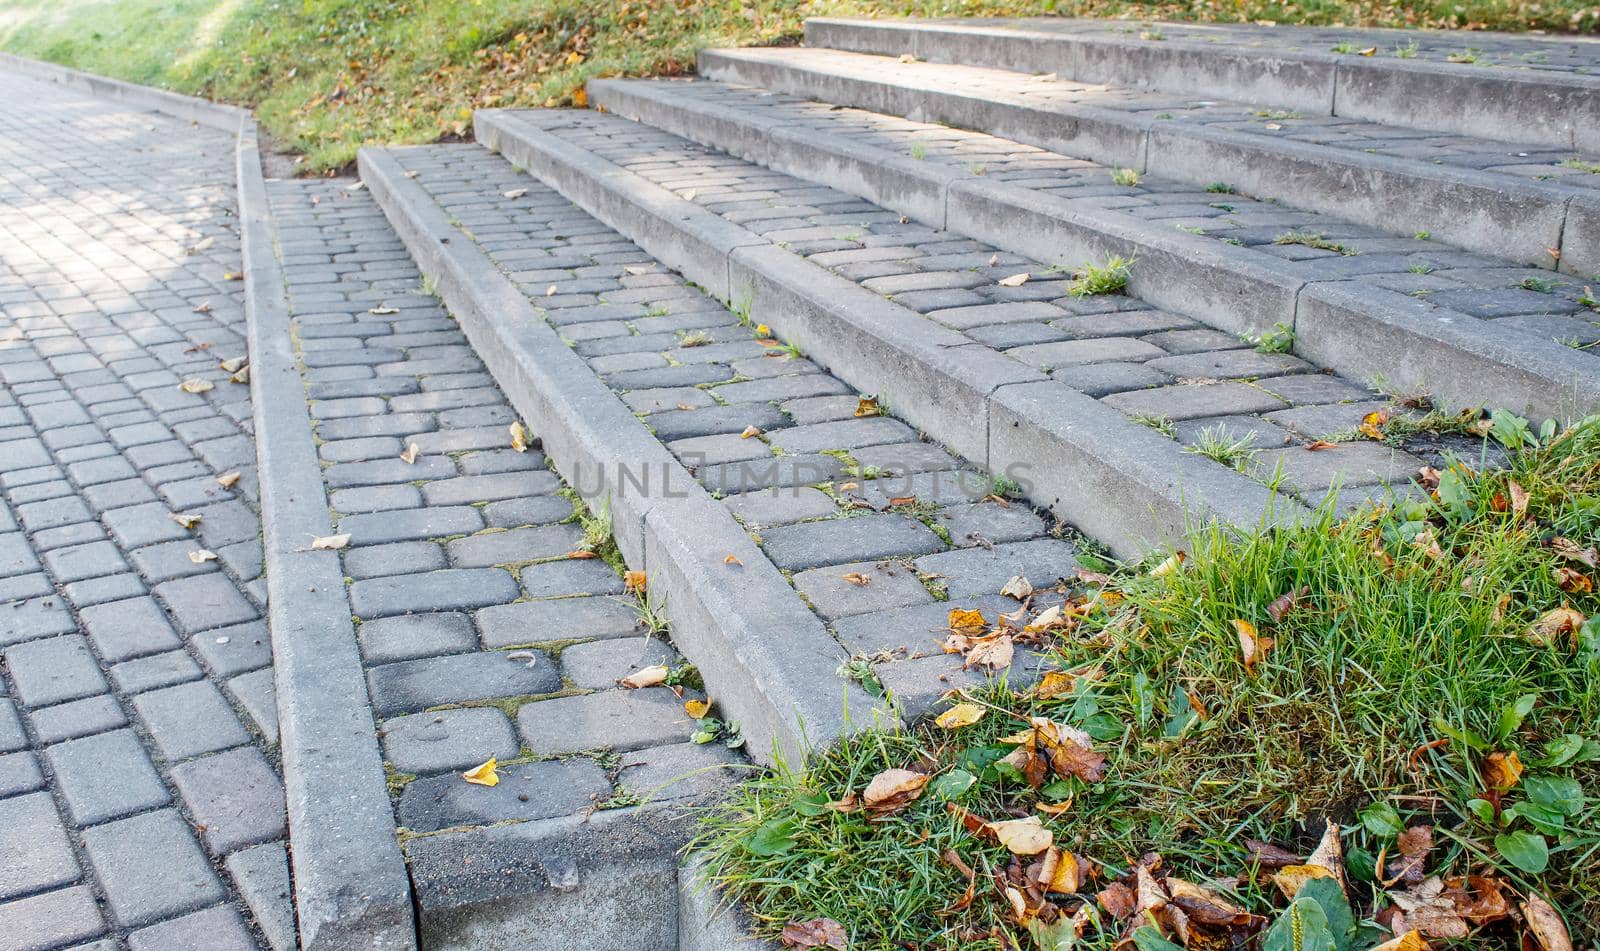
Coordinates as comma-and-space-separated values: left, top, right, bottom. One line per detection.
1069, 256, 1133, 297
1184, 424, 1260, 472
1246, 320, 1296, 354
694, 410, 1600, 950
1274, 230, 1357, 256
1110, 167, 1141, 187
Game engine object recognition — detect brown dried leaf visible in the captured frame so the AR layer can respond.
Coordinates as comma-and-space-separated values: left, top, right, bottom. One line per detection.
1554, 567, 1593, 593
1367, 931, 1428, 951
1385, 825, 1433, 885
1244, 839, 1302, 868
1307, 821, 1347, 893
840, 572, 871, 587
1509, 480, 1529, 521
1267, 586, 1310, 623
1166, 877, 1252, 926
178, 378, 213, 394
171, 512, 202, 530
1234, 619, 1273, 672
1038, 846, 1083, 894
399, 443, 420, 465
947, 607, 987, 635
624, 570, 647, 593
780, 917, 848, 949
962, 632, 1014, 671
997, 272, 1030, 287
990, 816, 1052, 855
1483, 751, 1524, 791
862, 768, 929, 818
216, 471, 241, 489
219, 356, 247, 373
188, 549, 217, 564
1035, 718, 1107, 782
1271, 864, 1335, 900
509, 422, 529, 452
724, 554, 742, 566
739, 425, 762, 439
1552, 537, 1599, 567
310, 533, 350, 550
1305, 439, 1338, 451
1388, 877, 1468, 939
1097, 881, 1137, 920
853, 397, 879, 417
1527, 606, 1586, 648
1000, 574, 1033, 600
1522, 892, 1574, 951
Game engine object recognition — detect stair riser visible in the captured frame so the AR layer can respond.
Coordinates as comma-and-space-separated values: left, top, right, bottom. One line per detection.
802, 18, 1600, 153
698, 50, 1583, 275
477, 109, 1294, 558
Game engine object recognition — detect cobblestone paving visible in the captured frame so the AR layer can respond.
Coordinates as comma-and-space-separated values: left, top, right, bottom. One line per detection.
389, 141, 1288, 713
594, 81, 1600, 358
505, 111, 1494, 511
958, 17, 1600, 75
264, 178, 747, 841
712, 47, 1600, 191
0, 74, 290, 951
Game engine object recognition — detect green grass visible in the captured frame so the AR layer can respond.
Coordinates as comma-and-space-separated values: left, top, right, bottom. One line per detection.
1069, 255, 1133, 297
1183, 423, 1259, 470
4, 0, 1599, 172
1274, 229, 1357, 255
695, 411, 1600, 950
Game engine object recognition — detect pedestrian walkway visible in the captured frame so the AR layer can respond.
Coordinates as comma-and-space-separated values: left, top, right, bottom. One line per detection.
0, 72, 290, 951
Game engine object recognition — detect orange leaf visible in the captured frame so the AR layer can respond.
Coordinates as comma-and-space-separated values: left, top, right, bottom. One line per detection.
462, 757, 500, 787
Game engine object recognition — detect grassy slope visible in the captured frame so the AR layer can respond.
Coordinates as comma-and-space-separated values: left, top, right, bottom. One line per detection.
3, 0, 1599, 172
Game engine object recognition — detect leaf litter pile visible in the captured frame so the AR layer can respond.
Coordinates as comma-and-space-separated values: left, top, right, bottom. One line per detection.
694, 412, 1600, 950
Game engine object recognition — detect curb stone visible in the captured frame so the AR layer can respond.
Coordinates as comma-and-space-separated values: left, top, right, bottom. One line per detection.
678, 855, 780, 951
238, 121, 418, 951
357, 145, 889, 767
584, 79, 1600, 421
473, 107, 1306, 556
0, 51, 248, 132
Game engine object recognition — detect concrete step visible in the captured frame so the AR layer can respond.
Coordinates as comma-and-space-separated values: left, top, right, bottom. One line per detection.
697, 45, 1600, 277
803, 17, 1600, 154
585, 78, 1600, 422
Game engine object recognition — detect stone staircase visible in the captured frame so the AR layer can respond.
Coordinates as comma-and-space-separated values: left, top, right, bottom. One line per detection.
249, 18, 1600, 950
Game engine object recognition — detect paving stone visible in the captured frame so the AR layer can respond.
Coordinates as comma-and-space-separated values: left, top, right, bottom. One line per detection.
0, 885, 106, 951
4, 635, 107, 707
1263, 400, 1394, 439
171, 747, 287, 855
152, 573, 257, 633
1101, 381, 1288, 420
190, 620, 272, 677
337, 505, 483, 545
109, 649, 203, 694
1173, 414, 1296, 449
914, 538, 1082, 599
343, 540, 447, 579
1052, 361, 1172, 397
367, 650, 559, 717
0, 751, 45, 797
446, 524, 585, 568
854, 442, 961, 476
831, 595, 1018, 657
1145, 349, 1313, 380
476, 596, 642, 648
398, 757, 612, 832
560, 637, 679, 691
127, 904, 257, 951
225, 842, 297, 951
101, 501, 191, 549
420, 470, 561, 505
381, 707, 518, 774
1251, 442, 1427, 495
0, 532, 39, 578
0, 792, 78, 900
760, 514, 944, 571
62, 571, 146, 608
647, 403, 786, 442
1007, 337, 1167, 370
518, 558, 626, 599
349, 567, 521, 617
226, 668, 279, 744
42, 539, 128, 582
28, 694, 127, 744
78, 595, 182, 663
767, 417, 916, 454
792, 559, 934, 619
46, 728, 169, 826
329, 484, 423, 513
0, 700, 23, 753
132, 681, 250, 761
617, 741, 751, 802
722, 486, 838, 527
517, 689, 697, 755
357, 612, 477, 664
482, 494, 574, 528
697, 453, 844, 493
81, 809, 224, 927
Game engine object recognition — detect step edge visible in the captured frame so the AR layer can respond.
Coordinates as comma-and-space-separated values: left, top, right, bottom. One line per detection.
237, 122, 419, 951
357, 144, 888, 770
0, 51, 249, 132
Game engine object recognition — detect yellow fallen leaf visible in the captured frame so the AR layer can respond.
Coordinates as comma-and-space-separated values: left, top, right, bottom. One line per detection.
400, 443, 420, 465
1358, 46, 1377, 55
724, 554, 742, 565
1527, 606, 1585, 647
230, 366, 249, 384
219, 356, 248, 374
682, 188, 697, 201
624, 570, 647, 593
898, 53, 917, 63
510, 422, 529, 452
1368, 932, 1427, 951
935, 703, 985, 729
188, 549, 217, 564
179, 378, 213, 394
997, 272, 1031, 287
620, 665, 668, 689
223, 271, 243, 281
685, 698, 711, 718
311, 533, 350, 550
1234, 618, 1272, 672
1509, 480, 1529, 520
192, 301, 212, 313
1271, 863, 1334, 900
755, 323, 771, 337
739, 425, 762, 439
1483, 750, 1524, 790
462, 757, 500, 787
1031, 670, 1079, 701
171, 512, 202, 529
216, 471, 241, 489
990, 816, 1053, 854
854, 396, 880, 417
947, 608, 987, 635
1036, 799, 1074, 816
187, 235, 215, 254
862, 768, 929, 817
1041, 847, 1082, 893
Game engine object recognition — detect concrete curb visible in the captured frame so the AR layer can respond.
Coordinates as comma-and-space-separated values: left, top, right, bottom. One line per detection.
586, 78, 1600, 421
697, 46, 1589, 275
800, 17, 1600, 154
474, 108, 1295, 558
677, 855, 779, 951
357, 145, 887, 769
0, 51, 247, 132
237, 122, 419, 951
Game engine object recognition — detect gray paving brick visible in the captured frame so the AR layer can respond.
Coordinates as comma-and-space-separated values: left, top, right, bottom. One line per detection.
518, 558, 626, 599
46, 728, 170, 826
475, 595, 642, 648
132, 680, 250, 761
81, 809, 224, 927
78, 596, 182, 663
109, 649, 203, 694
343, 540, 447, 579
357, 612, 476, 664
190, 620, 272, 677
0, 792, 78, 900
445, 523, 584, 568
4, 635, 107, 707
152, 573, 257, 633
367, 650, 559, 717
517, 689, 696, 756
0, 750, 45, 797
419, 470, 561, 505
225, 843, 297, 951
760, 513, 944, 571
0, 699, 23, 752
618, 741, 750, 802
381, 707, 518, 774
61, 571, 146, 607
0, 885, 106, 951
482, 494, 573, 528
349, 567, 521, 617
1101, 380, 1289, 420
397, 757, 611, 832
337, 505, 483, 545
127, 904, 257, 951
101, 500, 191, 549
913, 538, 1082, 599
793, 559, 934, 619
42, 539, 128, 582
559, 637, 679, 691
171, 747, 287, 855
28, 694, 127, 744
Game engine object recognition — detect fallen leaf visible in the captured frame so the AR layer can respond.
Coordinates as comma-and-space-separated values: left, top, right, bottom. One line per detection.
1166, 876, 1253, 926
780, 917, 847, 950
192, 301, 212, 314
1031, 670, 1079, 701
230, 366, 249, 384
399, 443, 420, 465
179, 378, 213, 394
216, 471, 241, 489
739, 425, 762, 439
897, 53, 916, 63
1483, 751, 1523, 791
171, 512, 202, 529
188, 549, 217, 564
888, 496, 917, 506
620, 666, 668, 689
624, 570, 647, 593
1368, 931, 1427, 951
462, 757, 500, 787
1552, 537, 1599, 567
311, 534, 351, 550
1307, 822, 1347, 892
1359, 46, 1377, 55
862, 768, 929, 818
219, 356, 247, 373
1522, 892, 1573, 951
935, 703, 985, 729
545, 284, 558, 297
510, 422, 529, 452
1039, 846, 1084, 894
1037, 799, 1074, 816
991, 815, 1053, 854
186, 235, 215, 255
1000, 574, 1033, 600
1527, 606, 1585, 648
368, 306, 399, 315
998, 272, 1031, 287
1267, 586, 1309, 623
682, 189, 697, 201
961, 632, 1014, 671
854, 396, 880, 417
1245, 839, 1302, 868
724, 554, 742, 566
1272, 863, 1335, 899
1554, 567, 1592, 593
1386, 825, 1433, 885
1234, 619, 1273, 672
345, 181, 365, 192
1098, 881, 1137, 919
1388, 877, 1468, 939
1306, 439, 1338, 450
1509, 480, 1529, 521
841, 571, 871, 586
566, 550, 598, 560
223, 271, 243, 281
502, 188, 528, 199
685, 698, 711, 718
1150, 551, 1185, 577
947, 607, 987, 635
1360, 409, 1390, 440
